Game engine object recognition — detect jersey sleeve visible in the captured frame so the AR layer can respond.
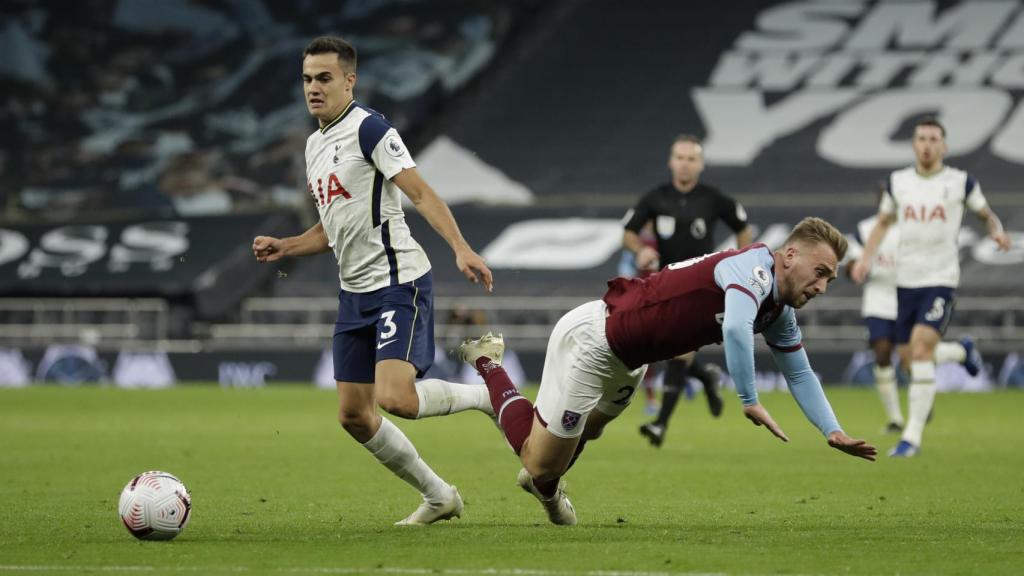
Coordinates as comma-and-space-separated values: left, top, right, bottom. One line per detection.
718, 193, 749, 233
623, 193, 656, 233
359, 115, 416, 179
721, 288, 759, 406
964, 174, 988, 213
714, 249, 774, 406
879, 176, 897, 216
712, 249, 773, 308
768, 346, 842, 436
761, 306, 802, 352
762, 309, 840, 436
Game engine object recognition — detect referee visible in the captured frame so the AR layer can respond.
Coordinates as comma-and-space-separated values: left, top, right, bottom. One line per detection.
623, 134, 752, 448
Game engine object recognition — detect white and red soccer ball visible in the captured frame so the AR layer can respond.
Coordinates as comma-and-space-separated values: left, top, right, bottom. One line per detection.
118, 471, 191, 540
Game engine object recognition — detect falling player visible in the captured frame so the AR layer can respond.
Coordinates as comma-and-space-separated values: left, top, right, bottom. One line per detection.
461, 218, 876, 525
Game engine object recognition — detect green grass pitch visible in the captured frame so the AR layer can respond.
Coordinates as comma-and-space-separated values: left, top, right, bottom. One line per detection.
1, 385, 1022, 575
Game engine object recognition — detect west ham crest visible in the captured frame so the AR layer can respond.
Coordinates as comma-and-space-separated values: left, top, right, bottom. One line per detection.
561, 410, 582, 431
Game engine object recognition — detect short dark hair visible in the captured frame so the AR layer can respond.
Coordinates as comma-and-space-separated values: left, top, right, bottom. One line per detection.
672, 134, 702, 147
915, 116, 946, 138
303, 36, 357, 72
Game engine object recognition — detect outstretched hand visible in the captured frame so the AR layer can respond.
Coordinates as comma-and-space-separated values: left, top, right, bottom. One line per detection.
827, 431, 877, 461
743, 403, 789, 442
456, 248, 493, 292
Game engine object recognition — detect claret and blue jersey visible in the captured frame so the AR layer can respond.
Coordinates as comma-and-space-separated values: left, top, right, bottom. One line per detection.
604, 244, 841, 436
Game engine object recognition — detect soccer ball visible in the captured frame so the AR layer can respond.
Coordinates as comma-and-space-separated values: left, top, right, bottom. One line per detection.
118, 471, 192, 540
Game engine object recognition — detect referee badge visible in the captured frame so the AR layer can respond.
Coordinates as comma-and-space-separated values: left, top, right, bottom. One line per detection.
690, 217, 707, 239
656, 215, 676, 238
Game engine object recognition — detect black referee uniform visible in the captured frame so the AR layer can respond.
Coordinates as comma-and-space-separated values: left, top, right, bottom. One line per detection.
625, 181, 749, 446
624, 182, 748, 261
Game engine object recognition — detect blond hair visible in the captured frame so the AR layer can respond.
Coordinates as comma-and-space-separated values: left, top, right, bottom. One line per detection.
784, 217, 848, 261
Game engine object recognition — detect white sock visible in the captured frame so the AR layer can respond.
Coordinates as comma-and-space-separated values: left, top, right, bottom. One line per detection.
362, 417, 448, 502
903, 361, 937, 447
873, 365, 903, 426
415, 378, 493, 418
934, 342, 966, 364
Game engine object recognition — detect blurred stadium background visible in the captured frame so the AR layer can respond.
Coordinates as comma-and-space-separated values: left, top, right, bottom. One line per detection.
2, 0, 1024, 392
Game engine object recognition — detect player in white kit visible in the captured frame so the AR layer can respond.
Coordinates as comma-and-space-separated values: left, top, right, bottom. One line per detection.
852, 118, 1011, 457
847, 211, 980, 435
846, 212, 904, 433
252, 37, 495, 524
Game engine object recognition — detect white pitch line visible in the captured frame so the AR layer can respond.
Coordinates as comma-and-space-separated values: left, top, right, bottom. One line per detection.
0, 566, 823, 576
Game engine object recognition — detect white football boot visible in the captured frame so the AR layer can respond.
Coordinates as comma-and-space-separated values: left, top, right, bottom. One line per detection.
457, 332, 507, 429
457, 332, 505, 368
394, 485, 464, 526
516, 468, 577, 526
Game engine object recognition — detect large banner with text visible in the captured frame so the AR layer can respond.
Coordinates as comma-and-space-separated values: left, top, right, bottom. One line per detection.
0, 212, 298, 317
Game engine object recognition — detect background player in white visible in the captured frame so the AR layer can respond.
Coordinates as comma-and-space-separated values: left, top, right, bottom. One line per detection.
852, 117, 1010, 457
846, 209, 905, 433
252, 37, 494, 525
847, 195, 982, 434
460, 218, 875, 525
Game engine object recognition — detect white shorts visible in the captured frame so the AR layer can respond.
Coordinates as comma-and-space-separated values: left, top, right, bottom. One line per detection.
534, 300, 648, 438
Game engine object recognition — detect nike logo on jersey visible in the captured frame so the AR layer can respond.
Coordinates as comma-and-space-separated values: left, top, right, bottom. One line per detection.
377, 340, 397, 350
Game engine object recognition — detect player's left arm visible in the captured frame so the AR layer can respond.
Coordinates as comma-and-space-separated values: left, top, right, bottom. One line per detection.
975, 207, 1011, 251
393, 168, 493, 291
763, 310, 877, 461
965, 176, 1011, 251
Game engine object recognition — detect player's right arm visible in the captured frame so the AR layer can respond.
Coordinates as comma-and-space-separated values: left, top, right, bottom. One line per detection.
720, 289, 789, 442
714, 250, 789, 442
622, 197, 659, 271
851, 212, 895, 283
253, 222, 330, 262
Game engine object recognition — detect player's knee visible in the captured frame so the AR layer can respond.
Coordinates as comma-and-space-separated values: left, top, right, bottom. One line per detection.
910, 345, 933, 362
376, 389, 418, 419
338, 408, 374, 435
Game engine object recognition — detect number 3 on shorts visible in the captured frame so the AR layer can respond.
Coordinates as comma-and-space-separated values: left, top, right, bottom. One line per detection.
924, 297, 946, 322
380, 310, 398, 339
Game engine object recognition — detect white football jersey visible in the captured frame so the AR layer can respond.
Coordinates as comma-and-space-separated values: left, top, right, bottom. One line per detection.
855, 215, 898, 320
305, 102, 430, 292
879, 166, 987, 289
